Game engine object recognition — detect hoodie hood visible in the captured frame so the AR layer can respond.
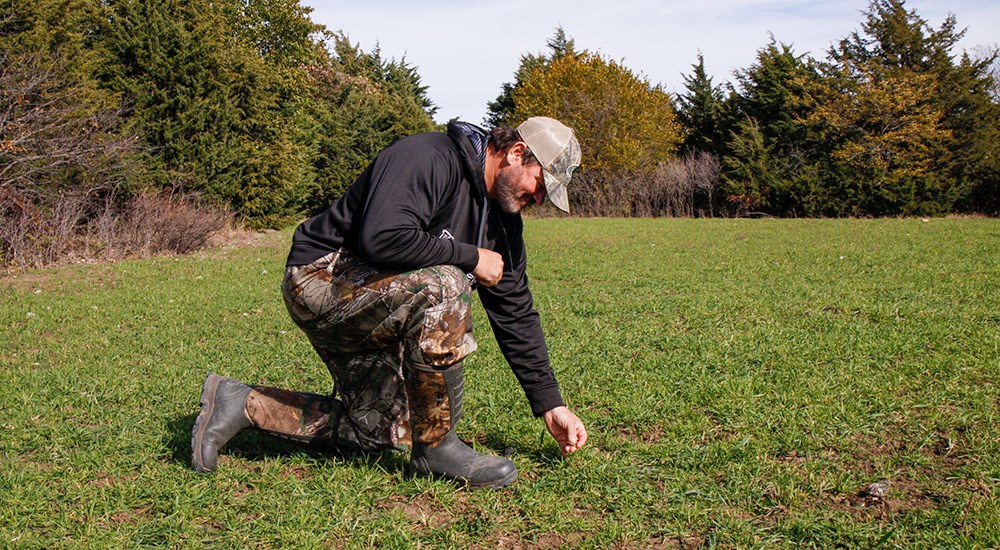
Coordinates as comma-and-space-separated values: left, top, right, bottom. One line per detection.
447, 121, 489, 200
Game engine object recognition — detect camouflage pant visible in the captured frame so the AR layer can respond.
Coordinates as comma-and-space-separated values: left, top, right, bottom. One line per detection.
263, 248, 477, 452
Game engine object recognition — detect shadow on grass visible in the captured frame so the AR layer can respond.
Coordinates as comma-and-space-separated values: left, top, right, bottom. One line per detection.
165, 413, 198, 465
475, 431, 565, 465
165, 413, 555, 481
164, 413, 410, 474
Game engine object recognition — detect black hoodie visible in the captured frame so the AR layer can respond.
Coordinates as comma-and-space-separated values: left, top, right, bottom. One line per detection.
286, 122, 564, 416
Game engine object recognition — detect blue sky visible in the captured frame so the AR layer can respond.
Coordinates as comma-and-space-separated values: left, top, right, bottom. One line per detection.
299, 1, 999, 125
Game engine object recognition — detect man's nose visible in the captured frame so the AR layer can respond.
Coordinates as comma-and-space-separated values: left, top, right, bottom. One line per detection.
533, 186, 547, 205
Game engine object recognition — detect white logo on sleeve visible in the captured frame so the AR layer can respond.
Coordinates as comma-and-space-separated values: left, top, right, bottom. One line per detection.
439, 229, 454, 240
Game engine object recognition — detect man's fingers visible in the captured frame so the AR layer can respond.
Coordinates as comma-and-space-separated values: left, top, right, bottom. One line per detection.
544, 406, 588, 456
474, 248, 504, 286
566, 426, 578, 446
564, 424, 586, 455
559, 421, 586, 455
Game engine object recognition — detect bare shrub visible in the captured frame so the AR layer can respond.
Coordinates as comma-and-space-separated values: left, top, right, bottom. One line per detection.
0, 47, 138, 193
0, 32, 233, 270
686, 151, 723, 216
113, 192, 234, 256
568, 169, 635, 217
1, 189, 232, 271
644, 161, 691, 217
0, 187, 90, 268
570, 152, 723, 218
555, 152, 722, 218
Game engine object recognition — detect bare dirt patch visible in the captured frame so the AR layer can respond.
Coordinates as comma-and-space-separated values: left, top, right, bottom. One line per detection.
615, 534, 706, 549
281, 465, 312, 480
106, 506, 151, 527
86, 471, 135, 489
823, 477, 944, 523
616, 422, 667, 445
373, 491, 473, 530
205, 227, 278, 251
672, 535, 708, 550
473, 530, 589, 549
808, 441, 968, 522
231, 482, 258, 499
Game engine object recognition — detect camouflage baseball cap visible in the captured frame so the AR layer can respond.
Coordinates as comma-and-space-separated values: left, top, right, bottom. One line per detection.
518, 117, 581, 213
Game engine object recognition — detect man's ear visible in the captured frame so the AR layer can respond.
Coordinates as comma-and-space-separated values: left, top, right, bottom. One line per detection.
505, 142, 528, 166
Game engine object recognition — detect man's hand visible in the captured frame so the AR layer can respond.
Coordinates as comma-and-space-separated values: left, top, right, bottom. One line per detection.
543, 406, 588, 456
473, 248, 504, 287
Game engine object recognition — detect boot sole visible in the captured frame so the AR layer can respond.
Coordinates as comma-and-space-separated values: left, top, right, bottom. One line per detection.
480, 468, 518, 489
410, 464, 518, 489
190, 373, 222, 473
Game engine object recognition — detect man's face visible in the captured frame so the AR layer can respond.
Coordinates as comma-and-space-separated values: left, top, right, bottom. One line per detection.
493, 159, 547, 214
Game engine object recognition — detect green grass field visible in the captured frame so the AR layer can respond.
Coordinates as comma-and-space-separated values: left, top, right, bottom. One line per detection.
1, 218, 998, 548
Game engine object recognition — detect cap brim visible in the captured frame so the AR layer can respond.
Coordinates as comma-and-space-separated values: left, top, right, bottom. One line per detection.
543, 171, 570, 213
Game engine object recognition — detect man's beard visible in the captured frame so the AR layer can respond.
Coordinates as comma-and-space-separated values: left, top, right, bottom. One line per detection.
494, 164, 527, 214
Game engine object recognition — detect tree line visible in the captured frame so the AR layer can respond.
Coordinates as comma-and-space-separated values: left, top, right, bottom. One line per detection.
1, 0, 997, 267
1, 0, 436, 267
490, 1, 998, 218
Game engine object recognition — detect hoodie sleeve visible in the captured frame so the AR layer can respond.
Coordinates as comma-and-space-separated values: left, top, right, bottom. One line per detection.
477, 211, 565, 416
356, 136, 480, 272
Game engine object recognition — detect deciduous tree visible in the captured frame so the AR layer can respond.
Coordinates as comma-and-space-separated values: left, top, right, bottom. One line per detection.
511, 51, 681, 173
485, 26, 575, 128
801, 61, 955, 215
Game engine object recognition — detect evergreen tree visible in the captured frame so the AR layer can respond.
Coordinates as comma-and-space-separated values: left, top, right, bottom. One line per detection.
97, 0, 322, 226
942, 50, 999, 214
733, 39, 818, 150
819, 0, 995, 215
829, 0, 962, 72
224, 0, 326, 67
676, 53, 729, 155
301, 33, 437, 211
722, 118, 776, 215
724, 39, 822, 215
2, 0, 445, 233
0, 0, 137, 198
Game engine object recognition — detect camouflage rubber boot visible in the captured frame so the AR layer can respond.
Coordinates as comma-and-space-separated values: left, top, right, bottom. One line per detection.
242, 385, 359, 452
191, 373, 253, 473
405, 365, 517, 488
192, 373, 360, 473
